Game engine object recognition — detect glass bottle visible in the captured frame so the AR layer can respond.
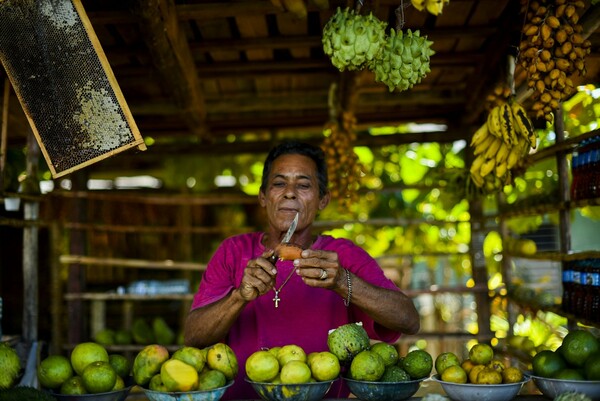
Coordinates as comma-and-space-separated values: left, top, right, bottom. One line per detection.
561, 261, 574, 314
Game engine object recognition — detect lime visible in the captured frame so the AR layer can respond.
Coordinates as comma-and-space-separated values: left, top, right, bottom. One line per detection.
380, 365, 410, 382
108, 354, 131, 379
435, 352, 461, 375
552, 368, 585, 380
560, 330, 600, 368
38, 355, 74, 390
71, 342, 109, 376
584, 352, 600, 380
82, 361, 117, 394
246, 350, 280, 382
441, 365, 467, 383
370, 342, 399, 367
60, 376, 87, 395
350, 350, 385, 381
532, 350, 566, 378
401, 350, 433, 380
476, 367, 502, 384
277, 344, 307, 366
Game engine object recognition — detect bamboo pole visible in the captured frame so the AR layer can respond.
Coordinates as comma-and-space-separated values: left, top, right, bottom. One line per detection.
1, 77, 9, 194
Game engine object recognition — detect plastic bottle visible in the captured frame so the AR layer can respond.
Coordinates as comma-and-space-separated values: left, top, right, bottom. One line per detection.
562, 261, 574, 314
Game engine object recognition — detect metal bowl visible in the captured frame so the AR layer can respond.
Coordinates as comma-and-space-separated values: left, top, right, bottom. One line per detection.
141, 381, 234, 401
343, 376, 424, 401
245, 378, 335, 401
529, 373, 600, 400
49, 385, 133, 401
430, 374, 530, 401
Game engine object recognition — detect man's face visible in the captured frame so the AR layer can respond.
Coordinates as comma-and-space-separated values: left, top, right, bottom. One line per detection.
259, 154, 329, 233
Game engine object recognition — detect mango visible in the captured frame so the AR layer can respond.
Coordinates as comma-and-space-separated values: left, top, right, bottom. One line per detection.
197, 369, 226, 390
132, 319, 155, 345
148, 373, 168, 392
161, 359, 198, 392
132, 344, 169, 386
172, 346, 206, 372
207, 343, 238, 380
152, 317, 176, 345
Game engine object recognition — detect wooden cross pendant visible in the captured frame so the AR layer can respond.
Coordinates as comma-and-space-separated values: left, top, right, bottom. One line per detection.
273, 290, 280, 308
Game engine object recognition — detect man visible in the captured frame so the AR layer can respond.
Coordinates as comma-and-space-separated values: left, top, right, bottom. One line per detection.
185, 140, 419, 399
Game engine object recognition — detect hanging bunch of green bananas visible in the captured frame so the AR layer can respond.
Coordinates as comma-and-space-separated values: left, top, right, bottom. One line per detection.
469, 98, 537, 193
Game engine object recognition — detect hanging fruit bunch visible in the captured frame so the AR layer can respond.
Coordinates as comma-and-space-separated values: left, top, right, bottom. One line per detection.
518, 0, 591, 122
322, 7, 435, 92
322, 7, 388, 71
410, 0, 450, 15
485, 83, 513, 112
369, 29, 435, 92
469, 98, 537, 193
321, 111, 363, 212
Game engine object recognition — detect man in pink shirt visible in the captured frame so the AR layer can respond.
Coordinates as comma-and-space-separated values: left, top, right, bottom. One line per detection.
185, 141, 420, 399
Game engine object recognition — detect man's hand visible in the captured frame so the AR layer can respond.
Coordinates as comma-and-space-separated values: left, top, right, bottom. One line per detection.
238, 250, 278, 301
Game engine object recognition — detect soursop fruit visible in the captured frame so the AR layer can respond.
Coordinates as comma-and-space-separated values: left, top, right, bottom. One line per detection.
369, 28, 435, 92
554, 392, 592, 401
327, 322, 370, 364
0, 342, 22, 390
322, 7, 387, 71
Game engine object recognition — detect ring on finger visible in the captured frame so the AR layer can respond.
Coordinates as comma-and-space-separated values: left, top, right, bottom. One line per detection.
319, 268, 328, 280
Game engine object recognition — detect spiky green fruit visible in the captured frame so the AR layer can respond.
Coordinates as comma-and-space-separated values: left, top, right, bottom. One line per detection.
327, 322, 370, 364
369, 28, 435, 92
0, 343, 22, 390
322, 7, 387, 72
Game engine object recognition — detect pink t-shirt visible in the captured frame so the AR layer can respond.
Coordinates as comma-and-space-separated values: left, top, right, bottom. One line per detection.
190, 233, 401, 399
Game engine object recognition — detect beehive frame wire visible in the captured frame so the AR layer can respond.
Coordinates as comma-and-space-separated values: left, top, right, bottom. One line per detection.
0, 0, 146, 178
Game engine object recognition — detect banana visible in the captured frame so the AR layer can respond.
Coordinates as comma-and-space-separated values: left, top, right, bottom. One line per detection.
486, 106, 503, 138
499, 103, 517, 146
495, 142, 510, 164
310, 0, 329, 9
511, 102, 537, 149
495, 161, 508, 178
506, 144, 522, 170
484, 137, 503, 160
480, 158, 496, 177
473, 134, 495, 156
470, 124, 490, 148
411, 0, 426, 11
470, 170, 484, 188
425, 0, 444, 15
282, 0, 308, 18
470, 154, 486, 174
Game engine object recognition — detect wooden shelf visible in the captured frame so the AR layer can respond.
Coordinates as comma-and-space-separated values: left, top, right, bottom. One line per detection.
499, 197, 600, 219
59, 255, 206, 271
64, 293, 194, 301
505, 250, 600, 262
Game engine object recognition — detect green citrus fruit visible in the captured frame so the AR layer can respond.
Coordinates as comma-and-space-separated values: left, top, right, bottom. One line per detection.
560, 330, 600, 368
532, 350, 566, 378
476, 367, 502, 384
59, 376, 87, 395
468, 364, 486, 383
108, 354, 131, 379
246, 350, 280, 382
552, 368, 585, 380
277, 344, 307, 366
469, 343, 494, 365
370, 342, 399, 367
401, 350, 433, 380
502, 367, 524, 383
112, 375, 125, 391
441, 365, 467, 383
38, 355, 74, 390
584, 352, 600, 380
380, 365, 410, 382
309, 351, 340, 381
350, 350, 385, 381
71, 342, 109, 376
82, 361, 117, 394
280, 360, 311, 384
435, 352, 461, 375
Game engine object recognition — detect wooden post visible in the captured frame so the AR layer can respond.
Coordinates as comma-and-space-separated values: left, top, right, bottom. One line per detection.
1, 77, 9, 193
50, 221, 63, 354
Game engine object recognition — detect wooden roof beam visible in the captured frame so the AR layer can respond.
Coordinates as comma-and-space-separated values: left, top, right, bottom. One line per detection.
131, 0, 209, 140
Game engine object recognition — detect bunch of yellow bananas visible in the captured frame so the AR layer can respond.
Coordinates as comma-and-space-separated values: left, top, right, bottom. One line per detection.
411, 0, 450, 16
469, 100, 537, 192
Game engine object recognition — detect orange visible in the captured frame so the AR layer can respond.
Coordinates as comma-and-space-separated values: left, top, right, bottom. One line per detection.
468, 364, 486, 383
469, 343, 494, 365
441, 365, 467, 383
280, 361, 311, 384
246, 350, 280, 382
502, 367, 524, 383
309, 352, 340, 381
435, 352, 461, 375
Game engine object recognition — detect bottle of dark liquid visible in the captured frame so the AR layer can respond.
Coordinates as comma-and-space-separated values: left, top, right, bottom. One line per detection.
571, 260, 585, 317
589, 259, 600, 322
562, 260, 574, 314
